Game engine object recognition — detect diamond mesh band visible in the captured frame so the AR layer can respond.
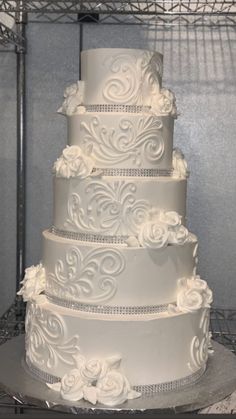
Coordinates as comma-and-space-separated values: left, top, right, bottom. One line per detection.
133, 366, 206, 394
51, 226, 129, 244
25, 356, 206, 394
92, 167, 173, 177
85, 104, 151, 113
46, 294, 171, 315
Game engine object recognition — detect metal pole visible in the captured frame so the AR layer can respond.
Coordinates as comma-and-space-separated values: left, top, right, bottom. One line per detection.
15, 6, 27, 297
79, 23, 83, 79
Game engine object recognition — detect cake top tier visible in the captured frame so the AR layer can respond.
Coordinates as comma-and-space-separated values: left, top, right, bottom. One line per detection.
81, 48, 163, 106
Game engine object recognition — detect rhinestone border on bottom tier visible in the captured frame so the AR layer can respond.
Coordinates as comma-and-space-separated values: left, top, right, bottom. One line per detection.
25, 356, 206, 394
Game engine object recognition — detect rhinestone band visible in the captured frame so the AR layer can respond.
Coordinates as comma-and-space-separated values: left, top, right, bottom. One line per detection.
92, 167, 173, 177
46, 294, 170, 315
85, 104, 151, 114
25, 357, 206, 393
51, 226, 129, 244
133, 366, 206, 394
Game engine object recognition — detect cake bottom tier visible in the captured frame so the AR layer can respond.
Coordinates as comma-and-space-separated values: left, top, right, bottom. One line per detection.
25, 297, 210, 392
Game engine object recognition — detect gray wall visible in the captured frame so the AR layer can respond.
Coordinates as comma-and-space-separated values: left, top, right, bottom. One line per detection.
0, 22, 235, 314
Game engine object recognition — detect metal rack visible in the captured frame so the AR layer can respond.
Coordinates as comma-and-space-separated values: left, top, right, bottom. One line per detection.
1, 1, 236, 50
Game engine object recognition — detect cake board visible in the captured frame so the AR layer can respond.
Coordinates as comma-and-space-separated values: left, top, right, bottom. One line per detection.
0, 335, 235, 414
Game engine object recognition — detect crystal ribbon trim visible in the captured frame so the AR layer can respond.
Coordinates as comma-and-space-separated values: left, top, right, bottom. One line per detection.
85, 104, 151, 113
45, 294, 171, 315
25, 357, 206, 394
92, 167, 173, 177
51, 226, 129, 244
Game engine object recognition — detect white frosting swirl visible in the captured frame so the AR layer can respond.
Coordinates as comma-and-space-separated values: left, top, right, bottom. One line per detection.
53, 145, 94, 179
57, 81, 85, 116
151, 88, 177, 118
138, 221, 169, 249
17, 263, 45, 302
60, 369, 86, 402
97, 370, 140, 407
172, 148, 188, 179
173, 276, 213, 313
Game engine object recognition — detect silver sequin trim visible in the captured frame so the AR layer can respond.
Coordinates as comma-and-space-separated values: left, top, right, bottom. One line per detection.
92, 167, 173, 177
46, 294, 171, 315
51, 226, 129, 244
85, 104, 151, 114
133, 366, 206, 394
25, 357, 206, 393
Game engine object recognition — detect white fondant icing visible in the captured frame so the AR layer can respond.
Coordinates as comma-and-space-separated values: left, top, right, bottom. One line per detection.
17, 263, 45, 302
53, 176, 187, 237
53, 145, 94, 179
47, 244, 125, 304
43, 230, 197, 307
25, 299, 208, 387
81, 49, 163, 106
68, 114, 174, 170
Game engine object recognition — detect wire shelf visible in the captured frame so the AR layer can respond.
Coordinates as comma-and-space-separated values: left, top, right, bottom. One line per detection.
0, 20, 22, 48
0, 1, 236, 49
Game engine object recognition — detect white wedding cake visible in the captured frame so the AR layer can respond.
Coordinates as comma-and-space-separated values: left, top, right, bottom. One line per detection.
18, 48, 213, 407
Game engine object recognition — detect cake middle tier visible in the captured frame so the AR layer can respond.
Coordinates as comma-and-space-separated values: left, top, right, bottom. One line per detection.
53, 175, 186, 237
43, 230, 197, 308
67, 113, 174, 171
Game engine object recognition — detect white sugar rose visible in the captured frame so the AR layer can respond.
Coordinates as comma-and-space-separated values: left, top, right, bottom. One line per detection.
138, 221, 169, 249
187, 276, 207, 291
57, 81, 85, 116
159, 88, 177, 116
53, 145, 94, 179
169, 225, 189, 245
177, 288, 204, 313
60, 369, 85, 402
176, 277, 213, 313
188, 277, 213, 307
172, 148, 188, 179
159, 211, 182, 227
80, 359, 108, 384
151, 88, 177, 117
97, 371, 140, 407
17, 263, 45, 302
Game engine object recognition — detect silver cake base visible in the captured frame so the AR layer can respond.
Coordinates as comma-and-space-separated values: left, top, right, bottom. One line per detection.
0, 335, 236, 414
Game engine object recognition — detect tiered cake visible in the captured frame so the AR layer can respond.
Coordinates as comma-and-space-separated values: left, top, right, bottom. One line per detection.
19, 48, 213, 407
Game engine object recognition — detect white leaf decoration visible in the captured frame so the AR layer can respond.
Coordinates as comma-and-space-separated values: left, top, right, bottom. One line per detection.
46, 382, 61, 392
83, 386, 98, 405
128, 389, 142, 400
105, 355, 122, 370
